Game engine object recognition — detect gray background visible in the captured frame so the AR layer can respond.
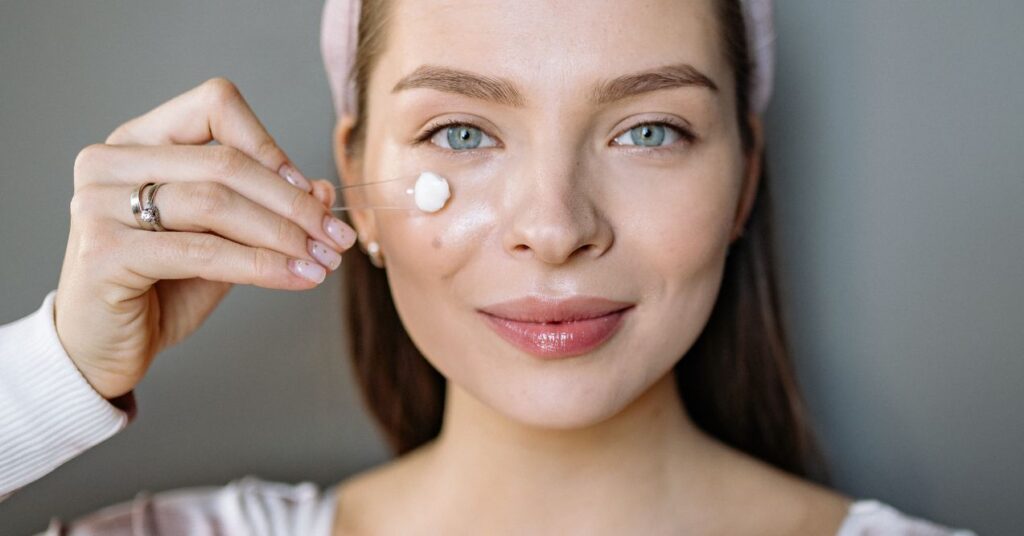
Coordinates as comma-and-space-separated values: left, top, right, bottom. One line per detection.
1, 1, 1019, 534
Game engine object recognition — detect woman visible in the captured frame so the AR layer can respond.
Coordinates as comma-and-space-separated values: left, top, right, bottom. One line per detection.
0, 0, 978, 533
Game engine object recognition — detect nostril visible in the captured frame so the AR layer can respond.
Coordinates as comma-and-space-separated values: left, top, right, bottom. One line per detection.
574, 243, 601, 258
506, 243, 541, 262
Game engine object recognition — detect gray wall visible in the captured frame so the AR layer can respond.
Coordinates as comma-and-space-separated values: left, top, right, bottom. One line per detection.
1, 1, 1019, 534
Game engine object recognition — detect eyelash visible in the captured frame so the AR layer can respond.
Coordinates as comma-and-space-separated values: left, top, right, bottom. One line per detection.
413, 118, 491, 148
412, 116, 697, 152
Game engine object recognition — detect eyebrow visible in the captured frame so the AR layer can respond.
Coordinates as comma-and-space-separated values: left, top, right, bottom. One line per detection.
391, 63, 719, 107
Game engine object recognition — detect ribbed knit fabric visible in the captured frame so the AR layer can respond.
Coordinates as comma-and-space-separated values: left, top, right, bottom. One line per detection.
0, 289, 134, 503
1, 290, 978, 535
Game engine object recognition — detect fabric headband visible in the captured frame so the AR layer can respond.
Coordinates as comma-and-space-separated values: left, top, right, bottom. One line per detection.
320, 0, 775, 118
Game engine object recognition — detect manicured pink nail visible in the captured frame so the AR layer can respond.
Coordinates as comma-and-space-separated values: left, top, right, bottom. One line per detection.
322, 214, 357, 250
308, 238, 342, 271
288, 258, 325, 283
278, 163, 313, 193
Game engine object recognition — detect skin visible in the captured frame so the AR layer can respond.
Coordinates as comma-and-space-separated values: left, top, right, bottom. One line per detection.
331, 0, 854, 534
58, 77, 358, 402
48, 0, 850, 531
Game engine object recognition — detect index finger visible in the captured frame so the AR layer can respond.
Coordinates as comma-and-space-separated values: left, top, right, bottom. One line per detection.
104, 77, 313, 193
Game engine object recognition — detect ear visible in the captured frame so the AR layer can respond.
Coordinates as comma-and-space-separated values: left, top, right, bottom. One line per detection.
730, 112, 764, 243
333, 114, 377, 247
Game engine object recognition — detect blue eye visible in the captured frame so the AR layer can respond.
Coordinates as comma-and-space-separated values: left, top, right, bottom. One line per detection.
613, 122, 685, 147
425, 123, 498, 151
415, 119, 691, 152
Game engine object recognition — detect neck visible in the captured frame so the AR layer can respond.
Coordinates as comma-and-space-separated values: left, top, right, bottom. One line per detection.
420, 370, 726, 527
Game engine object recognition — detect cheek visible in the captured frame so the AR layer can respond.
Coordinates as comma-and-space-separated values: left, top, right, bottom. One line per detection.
377, 221, 472, 386
611, 148, 741, 363
616, 151, 741, 288
363, 130, 504, 276
376, 194, 500, 281
370, 186, 500, 381
638, 182, 734, 279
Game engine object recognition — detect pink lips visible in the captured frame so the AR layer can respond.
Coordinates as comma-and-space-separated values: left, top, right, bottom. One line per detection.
477, 296, 634, 359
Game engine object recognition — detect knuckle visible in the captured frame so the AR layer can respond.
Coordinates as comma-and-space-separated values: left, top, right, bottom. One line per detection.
250, 247, 275, 282
203, 76, 242, 106
75, 220, 116, 258
73, 143, 108, 186
254, 137, 287, 169
274, 216, 303, 249
190, 182, 233, 218
69, 183, 102, 220
287, 188, 313, 221
207, 145, 247, 179
183, 234, 218, 264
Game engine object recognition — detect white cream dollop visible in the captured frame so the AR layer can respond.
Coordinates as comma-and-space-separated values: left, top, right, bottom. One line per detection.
413, 171, 451, 213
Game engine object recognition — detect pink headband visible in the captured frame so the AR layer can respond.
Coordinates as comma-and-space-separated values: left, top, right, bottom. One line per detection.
321, 0, 775, 118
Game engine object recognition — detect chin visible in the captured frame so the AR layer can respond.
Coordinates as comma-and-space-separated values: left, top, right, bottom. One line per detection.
463, 359, 672, 431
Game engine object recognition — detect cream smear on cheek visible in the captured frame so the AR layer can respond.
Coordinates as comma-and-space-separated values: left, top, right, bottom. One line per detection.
372, 166, 500, 263
404, 166, 500, 252
332, 170, 451, 213
412, 171, 451, 213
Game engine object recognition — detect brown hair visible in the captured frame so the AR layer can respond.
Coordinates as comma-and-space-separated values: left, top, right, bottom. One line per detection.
339, 0, 833, 486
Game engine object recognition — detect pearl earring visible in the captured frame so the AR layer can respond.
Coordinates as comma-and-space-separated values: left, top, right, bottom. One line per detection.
366, 240, 385, 268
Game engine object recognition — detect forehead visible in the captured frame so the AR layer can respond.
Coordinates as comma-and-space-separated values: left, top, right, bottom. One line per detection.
382, 0, 727, 103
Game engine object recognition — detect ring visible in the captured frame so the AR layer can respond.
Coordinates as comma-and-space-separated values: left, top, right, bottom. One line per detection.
131, 182, 166, 231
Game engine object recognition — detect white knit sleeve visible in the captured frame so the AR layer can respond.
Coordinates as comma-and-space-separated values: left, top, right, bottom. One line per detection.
0, 289, 136, 502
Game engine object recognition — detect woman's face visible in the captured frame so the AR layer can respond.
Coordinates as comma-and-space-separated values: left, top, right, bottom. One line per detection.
338, 0, 759, 428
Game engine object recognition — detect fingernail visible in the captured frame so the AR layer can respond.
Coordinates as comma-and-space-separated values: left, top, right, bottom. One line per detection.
323, 214, 357, 250
288, 258, 326, 283
308, 237, 342, 271
278, 163, 313, 193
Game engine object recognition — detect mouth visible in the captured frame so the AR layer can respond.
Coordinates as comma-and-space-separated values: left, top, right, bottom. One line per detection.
477, 296, 635, 359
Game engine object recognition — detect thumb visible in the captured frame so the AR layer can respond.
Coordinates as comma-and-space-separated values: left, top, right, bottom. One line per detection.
309, 179, 336, 209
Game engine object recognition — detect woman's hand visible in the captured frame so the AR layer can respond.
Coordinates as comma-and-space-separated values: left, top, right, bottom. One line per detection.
54, 77, 354, 400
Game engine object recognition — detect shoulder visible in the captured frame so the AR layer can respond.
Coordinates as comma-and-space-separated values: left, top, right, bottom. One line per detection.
332, 444, 437, 534
701, 442, 974, 536
37, 475, 339, 536
836, 499, 978, 536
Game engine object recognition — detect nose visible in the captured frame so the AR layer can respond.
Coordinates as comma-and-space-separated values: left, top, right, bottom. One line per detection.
502, 149, 614, 265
